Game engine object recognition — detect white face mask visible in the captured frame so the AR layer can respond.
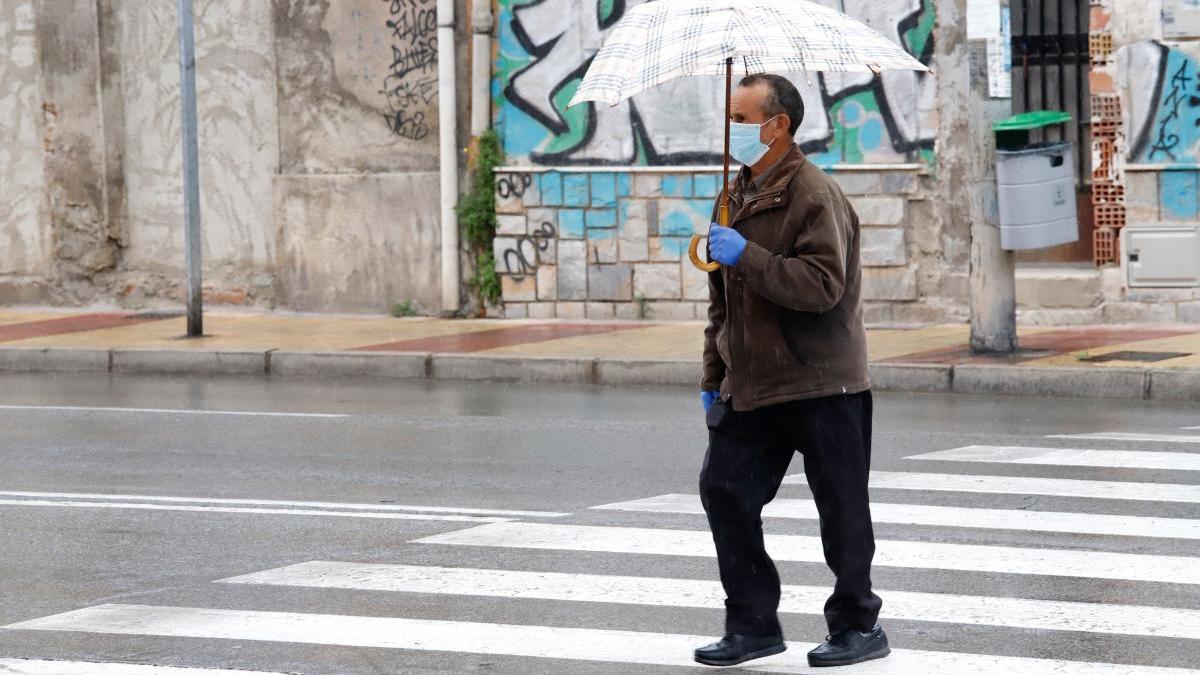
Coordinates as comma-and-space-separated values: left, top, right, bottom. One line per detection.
728, 114, 779, 166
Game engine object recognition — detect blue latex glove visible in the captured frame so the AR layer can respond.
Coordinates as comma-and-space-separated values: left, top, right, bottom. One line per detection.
701, 390, 719, 412
708, 224, 747, 266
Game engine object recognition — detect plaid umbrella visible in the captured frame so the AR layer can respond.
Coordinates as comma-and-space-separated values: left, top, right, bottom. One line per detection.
565, 0, 929, 271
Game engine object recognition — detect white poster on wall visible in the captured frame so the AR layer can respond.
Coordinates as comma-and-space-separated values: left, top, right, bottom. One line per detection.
967, 0, 1001, 40
1164, 0, 1200, 38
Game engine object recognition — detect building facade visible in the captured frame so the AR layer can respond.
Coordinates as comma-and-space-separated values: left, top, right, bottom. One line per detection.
490, 0, 1200, 324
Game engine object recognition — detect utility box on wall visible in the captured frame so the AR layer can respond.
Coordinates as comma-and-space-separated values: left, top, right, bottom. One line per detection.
1123, 226, 1200, 288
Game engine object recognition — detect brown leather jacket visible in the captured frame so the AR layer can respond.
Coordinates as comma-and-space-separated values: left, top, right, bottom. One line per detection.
702, 145, 869, 411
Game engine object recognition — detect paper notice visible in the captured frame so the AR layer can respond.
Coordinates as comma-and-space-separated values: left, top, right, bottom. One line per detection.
987, 7, 1012, 98
967, 0, 1001, 40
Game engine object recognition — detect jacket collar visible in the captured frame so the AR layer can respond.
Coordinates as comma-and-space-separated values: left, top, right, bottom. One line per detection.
732, 144, 805, 205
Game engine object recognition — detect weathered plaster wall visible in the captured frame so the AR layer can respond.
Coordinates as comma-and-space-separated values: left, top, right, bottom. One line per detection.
35, 0, 120, 300
0, 0, 48, 301
275, 172, 441, 311
272, 0, 463, 312
0, 0, 460, 313
274, 0, 441, 174
113, 0, 279, 304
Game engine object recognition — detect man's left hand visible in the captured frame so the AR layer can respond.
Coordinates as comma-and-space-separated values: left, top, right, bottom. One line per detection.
708, 225, 747, 266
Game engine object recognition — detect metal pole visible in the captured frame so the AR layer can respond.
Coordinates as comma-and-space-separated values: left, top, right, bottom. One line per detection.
438, 0, 461, 313
177, 0, 203, 336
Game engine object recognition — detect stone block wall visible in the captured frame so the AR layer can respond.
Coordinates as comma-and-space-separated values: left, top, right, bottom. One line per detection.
493, 166, 956, 322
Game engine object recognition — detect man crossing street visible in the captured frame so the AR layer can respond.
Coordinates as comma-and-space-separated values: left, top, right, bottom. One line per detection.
693, 73, 888, 669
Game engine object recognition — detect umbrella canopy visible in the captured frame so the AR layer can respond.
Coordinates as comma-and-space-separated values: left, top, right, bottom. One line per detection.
568, 0, 929, 109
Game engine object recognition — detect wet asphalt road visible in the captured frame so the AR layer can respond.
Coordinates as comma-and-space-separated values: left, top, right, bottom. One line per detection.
0, 373, 1197, 674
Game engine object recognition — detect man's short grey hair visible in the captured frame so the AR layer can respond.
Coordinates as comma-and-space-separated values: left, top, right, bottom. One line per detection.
738, 73, 804, 136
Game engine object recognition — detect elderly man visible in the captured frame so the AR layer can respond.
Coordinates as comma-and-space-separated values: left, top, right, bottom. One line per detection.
692, 74, 887, 669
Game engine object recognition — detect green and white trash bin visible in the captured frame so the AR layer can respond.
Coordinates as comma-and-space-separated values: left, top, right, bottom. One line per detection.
993, 111, 1079, 250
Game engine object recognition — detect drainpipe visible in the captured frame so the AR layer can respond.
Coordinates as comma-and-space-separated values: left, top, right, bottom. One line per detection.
438, 0, 460, 313
470, 0, 494, 137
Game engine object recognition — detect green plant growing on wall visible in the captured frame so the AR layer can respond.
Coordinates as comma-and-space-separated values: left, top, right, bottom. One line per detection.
390, 299, 418, 318
633, 292, 650, 320
457, 130, 505, 315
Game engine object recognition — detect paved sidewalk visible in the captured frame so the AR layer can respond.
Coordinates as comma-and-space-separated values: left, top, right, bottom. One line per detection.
0, 308, 1198, 401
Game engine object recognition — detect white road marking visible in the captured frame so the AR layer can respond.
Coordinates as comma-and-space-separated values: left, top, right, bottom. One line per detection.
592, 493, 1200, 540
414, 522, 1200, 584
0, 659, 288, 674
906, 445, 1200, 471
1050, 432, 1200, 445
7, 604, 1196, 675
222, 560, 1200, 640
0, 499, 511, 523
0, 491, 568, 518
789, 471, 1200, 504
0, 404, 347, 419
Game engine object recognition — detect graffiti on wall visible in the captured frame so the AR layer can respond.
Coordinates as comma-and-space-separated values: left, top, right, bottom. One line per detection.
500, 220, 557, 280
1127, 41, 1200, 164
494, 0, 936, 166
381, 0, 438, 140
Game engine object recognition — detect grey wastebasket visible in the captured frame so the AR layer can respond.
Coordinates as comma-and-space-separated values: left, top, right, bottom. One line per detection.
994, 111, 1079, 251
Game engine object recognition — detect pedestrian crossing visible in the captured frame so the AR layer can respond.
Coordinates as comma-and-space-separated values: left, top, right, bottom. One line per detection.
0, 660, 290, 674
3, 428, 1199, 673
906, 445, 1200, 471
593, 492, 1200, 539
788, 470, 1200, 503
220, 561, 1200, 639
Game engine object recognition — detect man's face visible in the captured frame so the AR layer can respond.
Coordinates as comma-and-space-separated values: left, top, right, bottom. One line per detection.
730, 82, 787, 146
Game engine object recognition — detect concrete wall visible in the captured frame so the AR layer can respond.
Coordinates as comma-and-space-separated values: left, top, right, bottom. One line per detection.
0, 0, 462, 313
0, 0, 48, 301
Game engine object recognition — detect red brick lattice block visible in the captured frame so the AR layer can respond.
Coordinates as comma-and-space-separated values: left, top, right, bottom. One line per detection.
1090, 33, 1114, 66
1090, 117, 1121, 136
1094, 203, 1127, 230
1093, 227, 1120, 266
1092, 137, 1121, 182
1090, 94, 1122, 122
1092, 181, 1125, 205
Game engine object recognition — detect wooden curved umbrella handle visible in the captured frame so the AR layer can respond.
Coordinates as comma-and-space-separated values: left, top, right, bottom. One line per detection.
688, 235, 720, 272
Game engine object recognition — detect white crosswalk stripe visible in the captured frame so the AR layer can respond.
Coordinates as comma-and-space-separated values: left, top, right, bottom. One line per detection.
220, 561, 1200, 639
0, 491, 569, 518
415, 521, 1200, 583
906, 445, 1200, 471
0, 659, 289, 674
1051, 432, 1200, 444
7, 604, 1196, 675
591, 493, 1200, 539
786, 471, 1200, 504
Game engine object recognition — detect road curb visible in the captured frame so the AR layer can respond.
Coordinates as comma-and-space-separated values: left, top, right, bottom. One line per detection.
951, 364, 1148, 400
271, 351, 431, 379
430, 353, 596, 384
111, 349, 269, 376
868, 363, 953, 393
1149, 368, 1200, 402
595, 359, 701, 387
2, 347, 1198, 401
0, 347, 111, 373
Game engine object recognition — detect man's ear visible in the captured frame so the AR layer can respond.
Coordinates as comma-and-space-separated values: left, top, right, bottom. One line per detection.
775, 114, 791, 137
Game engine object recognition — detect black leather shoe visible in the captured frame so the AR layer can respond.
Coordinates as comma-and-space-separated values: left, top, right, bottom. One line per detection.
694, 633, 786, 667
807, 624, 890, 667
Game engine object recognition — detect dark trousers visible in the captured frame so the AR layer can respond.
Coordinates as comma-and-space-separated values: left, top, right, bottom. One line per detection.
699, 391, 881, 637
